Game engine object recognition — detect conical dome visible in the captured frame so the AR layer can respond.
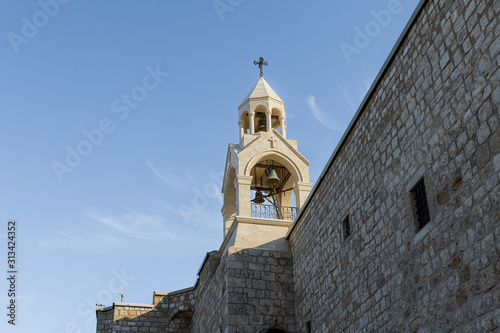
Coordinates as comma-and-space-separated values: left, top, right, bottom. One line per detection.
239, 77, 284, 107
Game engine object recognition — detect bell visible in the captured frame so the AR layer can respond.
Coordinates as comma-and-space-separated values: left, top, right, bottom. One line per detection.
265, 168, 281, 187
255, 119, 267, 132
252, 191, 265, 204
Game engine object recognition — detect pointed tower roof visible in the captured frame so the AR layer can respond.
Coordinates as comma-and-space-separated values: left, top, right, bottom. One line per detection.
240, 77, 284, 107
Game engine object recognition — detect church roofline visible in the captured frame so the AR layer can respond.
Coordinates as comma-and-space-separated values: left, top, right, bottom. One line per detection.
287, 0, 429, 238
238, 96, 284, 110
153, 287, 195, 297
238, 77, 284, 108
221, 144, 239, 194
242, 129, 310, 168
112, 302, 154, 308
95, 302, 154, 313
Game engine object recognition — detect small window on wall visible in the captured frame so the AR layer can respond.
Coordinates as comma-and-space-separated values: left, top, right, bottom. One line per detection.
343, 215, 351, 240
411, 178, 430, 231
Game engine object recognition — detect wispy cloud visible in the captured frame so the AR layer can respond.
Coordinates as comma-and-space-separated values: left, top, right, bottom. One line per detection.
145, 159, 222, 230
339, 86, 358, 112
307, 95, 342, 131
146, 159, 192, 192
38, 160, 223, 254
39, 160, 223, 254
90, 212, 177, 239
36, 211, 210, 255
142, 195, 220, 230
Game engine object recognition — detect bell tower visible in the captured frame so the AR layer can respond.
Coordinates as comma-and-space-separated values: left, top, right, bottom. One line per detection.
221, 61, 312, 251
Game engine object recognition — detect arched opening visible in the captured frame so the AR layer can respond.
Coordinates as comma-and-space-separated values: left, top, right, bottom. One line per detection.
254, 105, 267, 133
240, 111, 250, 134
271, 107, 286, 137
223, 166, 237, 234
169, 309, 193, 333
249, 158, 298, 221
241, 106, 285, 135
271, 108, 282, 129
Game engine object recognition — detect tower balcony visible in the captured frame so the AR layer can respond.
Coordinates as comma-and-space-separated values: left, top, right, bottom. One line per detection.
251, 203, 297, 221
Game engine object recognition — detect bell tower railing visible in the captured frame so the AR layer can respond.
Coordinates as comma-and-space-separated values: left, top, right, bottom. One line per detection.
251, 203, 297, 221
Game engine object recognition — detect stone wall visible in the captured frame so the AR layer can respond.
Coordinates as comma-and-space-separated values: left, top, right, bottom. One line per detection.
225, 247, 297, 333
191, 251, 227, 333
96, 251, 226, 332
96, 290, 195, 332
288, 0, 499, 332
96, 247, 296, 333
96, 307, 114, 332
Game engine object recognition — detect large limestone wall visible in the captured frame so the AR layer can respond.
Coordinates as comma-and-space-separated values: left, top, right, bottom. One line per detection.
96, 251, 226, 333
191, 251, 227, 332
96, 247, 296, 333
96, 291, 195, 333
288, 0, 499, 331
225, 247, 297, 333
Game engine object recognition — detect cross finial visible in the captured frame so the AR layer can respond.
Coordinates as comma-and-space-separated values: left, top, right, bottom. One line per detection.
253, 57, 269, 77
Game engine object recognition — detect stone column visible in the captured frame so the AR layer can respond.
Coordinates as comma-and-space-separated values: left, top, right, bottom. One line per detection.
266, 110, 272, 132
280, 116, 286, 138
249, 112, 255, 134
235, 175, 253, 217
238, 120, 245, 139
294, 181, 313, 209
221, 203, 237, 236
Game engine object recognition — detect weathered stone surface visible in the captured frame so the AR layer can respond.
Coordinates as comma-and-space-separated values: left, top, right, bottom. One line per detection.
288, 0, 499, 331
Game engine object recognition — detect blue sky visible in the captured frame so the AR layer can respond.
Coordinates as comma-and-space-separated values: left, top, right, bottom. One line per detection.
0, 0, 420, 331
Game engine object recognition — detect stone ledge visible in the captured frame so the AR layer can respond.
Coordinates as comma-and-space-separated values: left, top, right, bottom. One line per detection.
113, 302, 154, 308
235, 216, 294, 227
154, 286, 195, 298
220, 216, 293, 253
96, 306, 113, 312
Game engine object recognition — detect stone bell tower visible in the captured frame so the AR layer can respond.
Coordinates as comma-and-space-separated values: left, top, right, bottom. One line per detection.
221, 66, 312, 252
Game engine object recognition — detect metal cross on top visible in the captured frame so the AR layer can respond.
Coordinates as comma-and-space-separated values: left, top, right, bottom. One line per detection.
253, 57, 269, 77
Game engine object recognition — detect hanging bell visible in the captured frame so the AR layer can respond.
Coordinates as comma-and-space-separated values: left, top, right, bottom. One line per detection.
265, 168, 281, 187
252, 191, 265, 204
255, 118, 267, 132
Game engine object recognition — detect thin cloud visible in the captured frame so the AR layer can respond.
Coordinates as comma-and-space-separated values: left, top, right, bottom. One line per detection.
146, 159, 192, 192
307, 95, 342, 131
339, 86, 358, 112
142, 195, 220, 230
143, 160, 223, 230
36, 211, 212, 255
92, 214, 131, 234
89, 213, 175, 239
38, 161, 222, 254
